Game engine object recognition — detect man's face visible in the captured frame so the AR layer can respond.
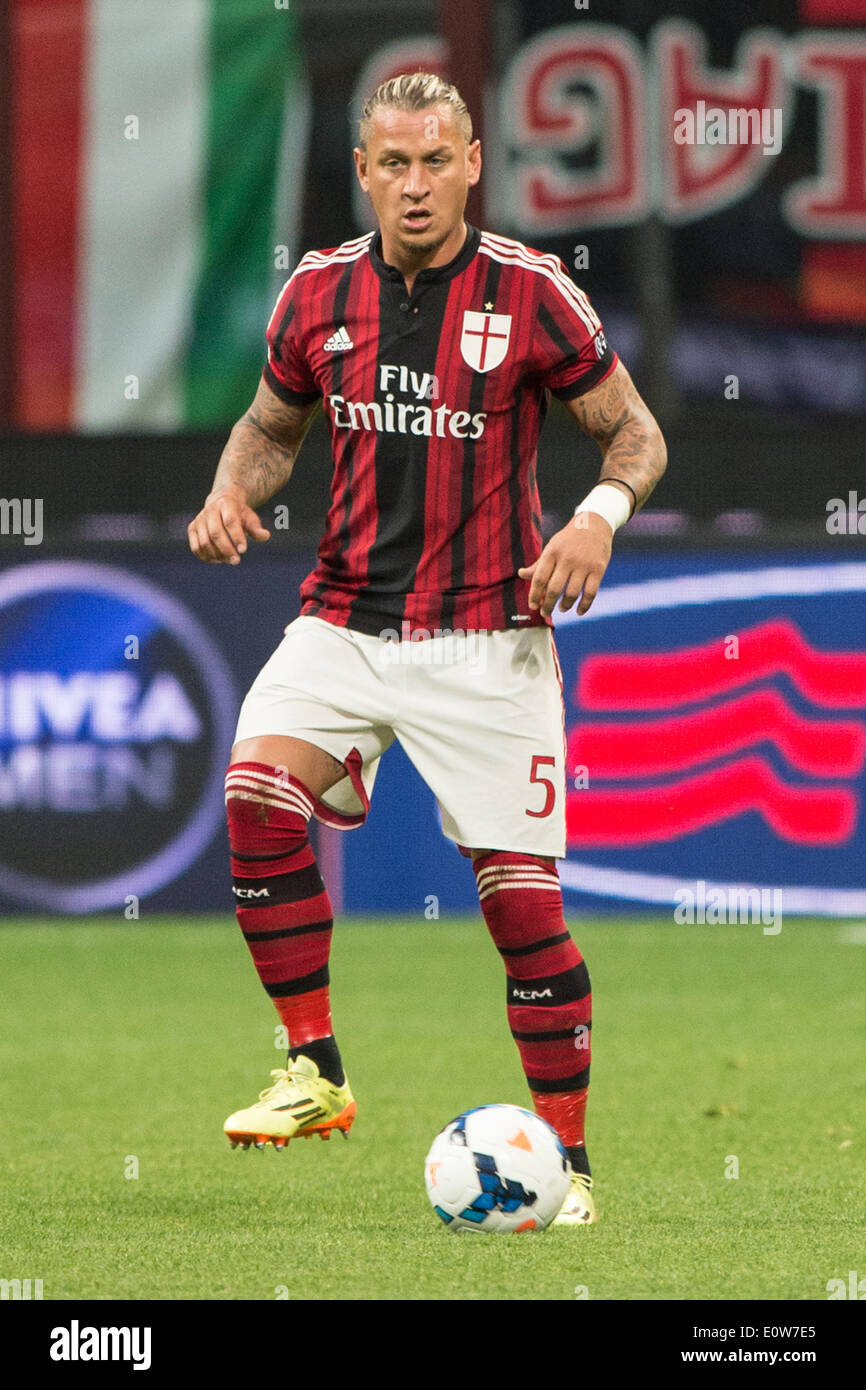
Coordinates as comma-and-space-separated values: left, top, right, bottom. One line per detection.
354, 104, 481, 261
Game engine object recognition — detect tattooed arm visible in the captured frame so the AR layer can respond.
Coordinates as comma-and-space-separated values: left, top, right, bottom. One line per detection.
562, 359, 667, 514
188, 378, 321, 564
519, 361, 667, 617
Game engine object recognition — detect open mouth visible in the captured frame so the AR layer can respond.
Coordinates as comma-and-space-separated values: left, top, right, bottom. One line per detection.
402, 209, 433, 230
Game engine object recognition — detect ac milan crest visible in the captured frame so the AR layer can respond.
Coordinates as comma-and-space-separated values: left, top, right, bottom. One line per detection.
460, 311, 512, 372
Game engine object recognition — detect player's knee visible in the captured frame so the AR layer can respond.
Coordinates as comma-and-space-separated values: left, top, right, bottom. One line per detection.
224, 761, 315, 851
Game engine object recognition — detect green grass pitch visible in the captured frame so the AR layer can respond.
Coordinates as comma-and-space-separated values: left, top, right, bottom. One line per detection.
1, 915, 863, 1301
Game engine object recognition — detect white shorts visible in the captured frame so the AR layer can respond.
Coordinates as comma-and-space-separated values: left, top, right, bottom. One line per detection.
233, 615, 567, 857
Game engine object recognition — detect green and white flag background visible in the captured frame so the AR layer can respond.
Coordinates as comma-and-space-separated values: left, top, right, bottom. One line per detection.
12, 0, 308, 430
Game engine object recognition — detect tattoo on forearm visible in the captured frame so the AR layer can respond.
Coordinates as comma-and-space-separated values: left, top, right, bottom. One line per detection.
211, 419, 293, 507
598, 418, 666, 512
210, 392, 320, 508
568, 362, 667, 511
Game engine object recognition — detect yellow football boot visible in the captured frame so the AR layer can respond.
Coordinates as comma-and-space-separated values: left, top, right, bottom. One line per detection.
553, 1170, 598, 1225
224, 1055, 356, 1150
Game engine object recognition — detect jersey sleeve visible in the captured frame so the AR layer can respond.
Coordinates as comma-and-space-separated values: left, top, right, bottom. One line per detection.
262, 272, 321, 405
535, 259, 618, 400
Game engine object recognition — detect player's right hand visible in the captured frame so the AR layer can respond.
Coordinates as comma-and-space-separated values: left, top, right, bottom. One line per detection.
187, 486, 271, 565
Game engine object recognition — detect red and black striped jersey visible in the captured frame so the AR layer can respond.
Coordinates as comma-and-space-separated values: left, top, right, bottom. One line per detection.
263, 223, 617, 636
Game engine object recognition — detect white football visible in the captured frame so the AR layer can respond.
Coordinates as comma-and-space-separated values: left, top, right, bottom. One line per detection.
424, 1104, 570, 1233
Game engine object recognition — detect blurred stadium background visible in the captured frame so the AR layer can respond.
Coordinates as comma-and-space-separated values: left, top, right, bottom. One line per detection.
1, 0, 865, 921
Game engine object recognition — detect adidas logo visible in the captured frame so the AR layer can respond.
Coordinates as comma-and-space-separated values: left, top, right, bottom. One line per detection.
323, 326, 354, 352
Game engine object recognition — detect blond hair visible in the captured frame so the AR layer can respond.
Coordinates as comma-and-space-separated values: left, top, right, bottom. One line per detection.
359, 72, 473, 147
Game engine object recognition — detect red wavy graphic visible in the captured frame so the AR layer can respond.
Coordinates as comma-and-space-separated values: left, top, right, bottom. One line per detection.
566, 756, 856, 846
578, 619, 866, 711
569, 689, 866, 779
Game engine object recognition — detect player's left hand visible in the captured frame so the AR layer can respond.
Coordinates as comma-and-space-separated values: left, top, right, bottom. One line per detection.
518, 512, 613, 618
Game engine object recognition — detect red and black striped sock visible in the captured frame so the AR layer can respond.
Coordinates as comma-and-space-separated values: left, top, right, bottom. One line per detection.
224, 761, 344, 1086
473, 851, 592, 1174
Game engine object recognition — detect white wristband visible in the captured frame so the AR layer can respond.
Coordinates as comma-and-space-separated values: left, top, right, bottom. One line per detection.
574, 483, 631, 532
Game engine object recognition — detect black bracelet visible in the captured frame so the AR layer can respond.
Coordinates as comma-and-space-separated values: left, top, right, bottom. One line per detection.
599, 476, 638, 512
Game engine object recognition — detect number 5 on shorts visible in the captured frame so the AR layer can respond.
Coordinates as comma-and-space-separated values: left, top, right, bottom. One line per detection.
526, 754, 557, 818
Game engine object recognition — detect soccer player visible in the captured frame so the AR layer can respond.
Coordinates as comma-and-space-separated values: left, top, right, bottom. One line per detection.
188, 72, 666, 1225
